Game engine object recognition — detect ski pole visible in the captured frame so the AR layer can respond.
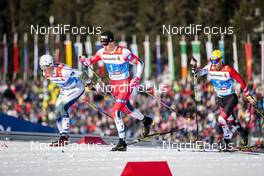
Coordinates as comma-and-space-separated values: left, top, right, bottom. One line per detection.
83, 64, 113, 97
190, 57, 199, 141
85, 61, 177, 112
86, 101, 113, 119
254, 105, 264, 118
86, 64, 104, 84
193, 75, 199, 140
142, 90, 177, 112
82, 67, 113, 118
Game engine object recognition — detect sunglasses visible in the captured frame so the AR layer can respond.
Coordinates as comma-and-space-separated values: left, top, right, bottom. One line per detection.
40, 65, 52, 70
210, 57, 221, 65
101, 42, 109, 46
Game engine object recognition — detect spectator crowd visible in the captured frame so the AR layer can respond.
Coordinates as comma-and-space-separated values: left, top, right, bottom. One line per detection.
0, 74, 263, 144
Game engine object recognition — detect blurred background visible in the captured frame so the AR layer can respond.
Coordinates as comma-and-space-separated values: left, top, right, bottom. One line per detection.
0, 0, 263, 145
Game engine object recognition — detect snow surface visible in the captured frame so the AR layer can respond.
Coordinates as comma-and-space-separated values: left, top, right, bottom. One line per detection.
0, 141, 263, 176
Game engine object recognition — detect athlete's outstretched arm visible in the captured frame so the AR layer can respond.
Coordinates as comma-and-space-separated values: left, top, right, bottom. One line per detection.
89, 55, 102, 65
190, 57, 209, 77
229, 66, 249, 96
229, 66, 256, 105
79, 49, 103, 66
196, 64, 209, 77
127, 53, 144, 78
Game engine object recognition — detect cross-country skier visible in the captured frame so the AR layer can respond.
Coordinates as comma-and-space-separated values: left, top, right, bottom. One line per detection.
39, 54, 84, 146
79, 31, 153, 151
190, 50, 256, 146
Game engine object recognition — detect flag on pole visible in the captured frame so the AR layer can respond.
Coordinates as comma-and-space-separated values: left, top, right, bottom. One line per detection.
167, 35, 175, 81
130, 35, 139, 97
95, 40, 104, 76
74, 35, 83, 70
54, 35, 61, 63
45, 34, 49, 55
260, 34, 264, 84
143, 35, 151, 80
23, 33, 28, 81
191, 35, 201, 67
85, 35, 93, 78
233, 35, 239, 72
65, 33, 72, 67
218, 35, 225, 63
156, 35, 161, 77
130, 35, 138, 77
244, 35, 252, 81
205, 35, 213, 81
13, 33, 19, 80
44, 34, 49, 103
119, 35, 127, 47
2, 34, 8, 81
180, 35, 187, 80
33, 34, 38, 79
205, 35, 213, 61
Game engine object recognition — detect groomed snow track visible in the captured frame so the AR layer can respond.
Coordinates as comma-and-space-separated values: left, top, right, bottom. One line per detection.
0, 132, 263, 176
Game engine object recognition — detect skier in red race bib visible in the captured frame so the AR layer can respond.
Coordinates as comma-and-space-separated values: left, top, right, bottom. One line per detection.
79, 31, 153, 151
190, 50, 256, 146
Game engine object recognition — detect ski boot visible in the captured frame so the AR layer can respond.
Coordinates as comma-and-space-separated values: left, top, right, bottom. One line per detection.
224, 138, 230, 146
111, 138, 127, 151
218, 138, 231, 152
240, 129, 249, 146
49, 135, 69, 147
142, 115, 153, 137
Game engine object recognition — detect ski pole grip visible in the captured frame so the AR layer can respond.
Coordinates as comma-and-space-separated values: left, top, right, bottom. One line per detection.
190, 57, 197, 67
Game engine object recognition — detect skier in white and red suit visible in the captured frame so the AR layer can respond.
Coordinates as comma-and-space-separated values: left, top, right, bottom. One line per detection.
190, 50, 256, 146
79, 31, 153, 151
39, 54, 84, 147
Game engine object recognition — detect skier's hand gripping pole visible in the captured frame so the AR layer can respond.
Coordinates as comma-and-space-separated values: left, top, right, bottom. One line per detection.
190, 57, 198, 101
